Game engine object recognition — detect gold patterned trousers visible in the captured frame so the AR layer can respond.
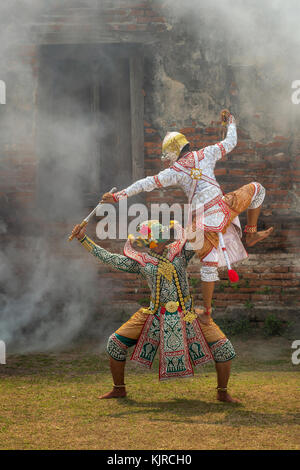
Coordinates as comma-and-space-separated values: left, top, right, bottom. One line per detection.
115, 308, 226, 344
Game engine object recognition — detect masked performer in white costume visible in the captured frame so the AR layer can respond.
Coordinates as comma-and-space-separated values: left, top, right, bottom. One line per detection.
71, 220, 239, 402
102, 110, 273, 319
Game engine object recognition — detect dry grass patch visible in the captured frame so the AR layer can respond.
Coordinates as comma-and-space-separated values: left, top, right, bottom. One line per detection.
0, 344, 299, 450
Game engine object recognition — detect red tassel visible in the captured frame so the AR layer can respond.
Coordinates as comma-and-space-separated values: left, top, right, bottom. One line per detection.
228, 269, 239, 283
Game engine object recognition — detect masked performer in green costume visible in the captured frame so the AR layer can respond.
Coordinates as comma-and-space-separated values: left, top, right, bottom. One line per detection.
71, 220, 239, 403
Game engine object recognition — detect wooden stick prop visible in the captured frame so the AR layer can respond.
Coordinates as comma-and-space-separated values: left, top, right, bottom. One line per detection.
68, 186, 117, 241
218, 232, 239, 283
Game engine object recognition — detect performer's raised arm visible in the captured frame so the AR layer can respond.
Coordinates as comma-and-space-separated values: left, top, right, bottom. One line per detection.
103, 167, 180, 202
71, 225, 140, 274
204, 109, 237, 162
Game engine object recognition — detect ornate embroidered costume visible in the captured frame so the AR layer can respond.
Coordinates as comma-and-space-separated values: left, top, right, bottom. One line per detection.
78, 232, 236, 381
112, 115, 266, 282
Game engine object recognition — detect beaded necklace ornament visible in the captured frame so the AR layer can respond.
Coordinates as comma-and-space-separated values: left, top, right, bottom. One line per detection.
142, 248, 197, 323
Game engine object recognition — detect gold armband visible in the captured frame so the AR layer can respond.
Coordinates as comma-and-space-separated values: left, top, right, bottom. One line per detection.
79, 235, 95, 253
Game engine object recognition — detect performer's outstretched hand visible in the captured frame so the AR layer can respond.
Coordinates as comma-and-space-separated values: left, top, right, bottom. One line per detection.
72, 224, 86, 240
220, 108, 231, 124
101, 192, 116, 204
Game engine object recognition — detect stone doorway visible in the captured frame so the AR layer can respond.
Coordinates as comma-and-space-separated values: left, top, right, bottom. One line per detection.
36, 43, 144, 220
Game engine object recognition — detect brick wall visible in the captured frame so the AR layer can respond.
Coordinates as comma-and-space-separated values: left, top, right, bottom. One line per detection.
30, 1, 167, 41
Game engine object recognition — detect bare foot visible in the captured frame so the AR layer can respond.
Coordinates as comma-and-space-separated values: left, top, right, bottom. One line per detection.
98, 387, 127, 399
246, 227, 274, 247
217, 391, 241, 403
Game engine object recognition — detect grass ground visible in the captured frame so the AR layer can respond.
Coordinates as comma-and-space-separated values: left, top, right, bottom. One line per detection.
0, 337, 299, 450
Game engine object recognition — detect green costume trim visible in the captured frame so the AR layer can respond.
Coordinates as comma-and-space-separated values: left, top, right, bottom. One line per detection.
107, 334, 129, 361
80, 236, 140, 273
208, 339, 236, 362
115, 333, 137, 347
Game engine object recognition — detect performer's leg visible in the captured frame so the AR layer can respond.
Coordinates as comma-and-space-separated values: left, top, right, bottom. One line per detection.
200, 278, 216, 325
215, 361, 240, 403
246, 204, 273, 247
99, 357, 127, 399
202, 281, 215, 310
99, 309, 149, 399
198, 318, 240, 402
223, 182, 273, 247
199, 249, 219, 323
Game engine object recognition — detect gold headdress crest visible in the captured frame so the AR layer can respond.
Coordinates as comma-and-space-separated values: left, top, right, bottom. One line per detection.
161, 132, 189, 164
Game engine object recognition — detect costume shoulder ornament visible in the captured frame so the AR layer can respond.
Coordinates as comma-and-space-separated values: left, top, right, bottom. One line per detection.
171, 150, 205, 177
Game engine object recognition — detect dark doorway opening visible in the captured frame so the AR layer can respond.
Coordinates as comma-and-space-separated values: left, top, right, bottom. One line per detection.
36, 43, 144, 221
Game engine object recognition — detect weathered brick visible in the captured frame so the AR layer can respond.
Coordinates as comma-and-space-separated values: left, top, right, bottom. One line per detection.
228, 169, 246, 176
215, 169, 227, 176
262, 273, 297, 279
179, 127, 197, 135
144, 9, 159, 17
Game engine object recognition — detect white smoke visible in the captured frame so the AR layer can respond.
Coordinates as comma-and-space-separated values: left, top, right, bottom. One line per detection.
154, 0, 300, 138
0, 1, 118, 352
